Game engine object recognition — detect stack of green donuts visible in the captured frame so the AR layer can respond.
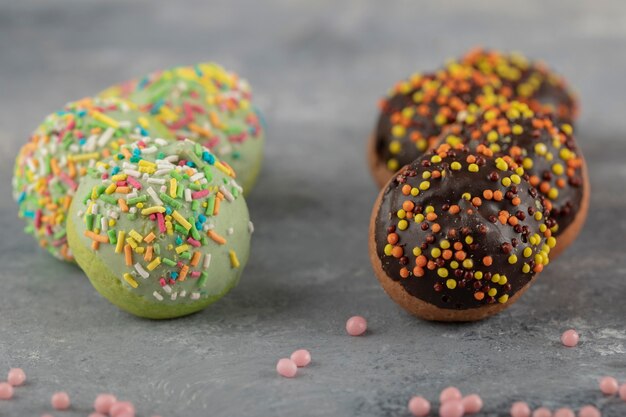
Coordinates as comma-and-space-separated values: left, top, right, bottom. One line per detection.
12, 62, 265, 319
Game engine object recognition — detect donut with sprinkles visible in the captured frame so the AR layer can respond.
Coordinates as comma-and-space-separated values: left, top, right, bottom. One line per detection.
12, 97, 170, 262
367, 64, 510, 187
438, 101, 588, 258
456, 47, 579, 122
369, 143, 555, 321
66, 139, 252, 319
100, 62, 265, 194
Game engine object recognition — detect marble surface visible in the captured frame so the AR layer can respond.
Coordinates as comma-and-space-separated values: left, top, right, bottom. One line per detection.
0, 1, 625, 416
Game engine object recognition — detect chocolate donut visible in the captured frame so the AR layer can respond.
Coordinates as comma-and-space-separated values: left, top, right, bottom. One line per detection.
367, 65, 509, 187
369, 144, 555, 321
457, 48, 578, 122
438, 101, 588, 257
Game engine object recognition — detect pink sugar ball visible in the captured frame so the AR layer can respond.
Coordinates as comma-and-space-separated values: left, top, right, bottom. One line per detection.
619, 383, 626, 401
346, 316, 367, 336
290, 349, 312, 367
408, 396, 431, 417
0, 382, 14, 400
439, 400, 464, 417
511, 401, 531, 417
462, 394, 483, 414
110, 401, 136, 417
51, 391, 71, 410
276, 358, 297, 378
554, 408, 575, 417
439, 386, 462, 403
577, 405, 601, 417
599, 376, 618, 395
94, 393, 118, 413
561, 329, 579, 347
533, 407, 552, 417
7, 368, 26, 386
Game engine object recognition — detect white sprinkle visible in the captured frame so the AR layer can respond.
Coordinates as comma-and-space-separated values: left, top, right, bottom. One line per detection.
248, 221, 255, 234
198, 178, 208, 185
189, 172, 204, 182
97, 127, 115, 147
147, 178, 166, 185
179, 290, 187, 298
76, 210, 84, 217
100, 217, 108, 232
203, 253, 212, 270
122, 162, 137, 169
155, 138, 169, 146
184, 188, 192, 202
227, 227, 234, 236
154, 169, 172, 177
108, 210, 119, 220
118, 120, 131, 128
219, 186, 234, 202
190, 292, 200, 300
96, 165, 107, 173
171, 292, 178, 301
124, 169, 141, 177
142, 146, 157, 154
147, 187, 163, 205
230, 179, 243, 193
162, 285, 172, 294
134, 263, 149, 279
129, 207, 137, 214
152, 291, 164, 301
90, 204, 99, 215
164, 155, 179, 163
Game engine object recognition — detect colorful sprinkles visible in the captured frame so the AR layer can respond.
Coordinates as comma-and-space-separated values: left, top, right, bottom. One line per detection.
458, 47, 579, 122
12, 97, 169, 261
439, 100, 584, 236
71, 138, 251, 309
374, 143, 554, 309
100, 62, 265, 191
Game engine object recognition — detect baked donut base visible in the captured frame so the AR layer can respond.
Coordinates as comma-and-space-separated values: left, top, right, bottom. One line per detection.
368, 167, 542, 322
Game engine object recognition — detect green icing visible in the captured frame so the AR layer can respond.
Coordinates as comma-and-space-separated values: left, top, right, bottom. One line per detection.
12, 97, 170, 262
66, 140, 251, 319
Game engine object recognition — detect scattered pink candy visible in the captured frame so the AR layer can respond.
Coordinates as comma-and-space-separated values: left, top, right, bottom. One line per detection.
561, 329, 579, 347
439, 386, 462, 403
511, 401, 531, 417
599, 376, 618, 395
290, 349, 312, 367
276, 358, 297, 378
94, 393, 118, 413
578, 405, 601, 417
346, 316, 367, 336
0, 382, 14, 400
408, 396, 430, 417
7, 368, 26, 386
533, 407, 552, 417
51, 391, 71, 410
554, 408, 574, 417
439, 400, 464, 417
619, 383, 626, 401
110, 401, 136, 417
89, 413, 107, 417
462, 394, 483, 414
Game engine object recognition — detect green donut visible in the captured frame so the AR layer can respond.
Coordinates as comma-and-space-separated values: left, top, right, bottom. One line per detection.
13, 97, 170, 262
66, 139, 252, 319
99, 62, 265, 194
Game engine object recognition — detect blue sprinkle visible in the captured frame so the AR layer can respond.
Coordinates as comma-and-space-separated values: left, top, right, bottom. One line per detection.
170, 272, 179, 280
165, 207, 172, 215
111, 166, 120, 175
186, 161, 195, 168
77, 110, 87, 117
198, 214, 206, 223
129, 156, 141, 163
175, 236, 183, 245
139, 127, 149, 136
151, 99, 165, 115
195, 221, 202, 230
17, 192, 26, 204
23, 210, 35, 218
79, 138, 86, 145
202, 151, 215, 165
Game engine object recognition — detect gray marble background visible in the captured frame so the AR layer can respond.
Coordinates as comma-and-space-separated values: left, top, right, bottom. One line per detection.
1, 1, 625, 416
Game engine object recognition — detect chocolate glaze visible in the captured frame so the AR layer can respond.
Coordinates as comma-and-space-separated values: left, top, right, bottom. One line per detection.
374, 146, 553, 310
441, 103, 584, 237
374, 70, 505, 171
